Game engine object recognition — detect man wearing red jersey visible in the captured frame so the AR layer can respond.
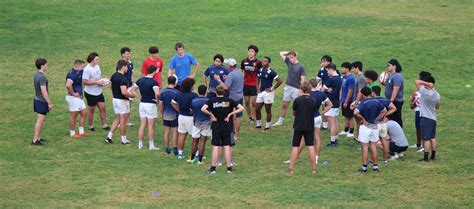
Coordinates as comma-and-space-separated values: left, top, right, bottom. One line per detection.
142, 46, 163, 86
240, 45, 262, 124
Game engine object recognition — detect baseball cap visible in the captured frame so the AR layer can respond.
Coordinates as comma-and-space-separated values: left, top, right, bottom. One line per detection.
224, 58, 237, 67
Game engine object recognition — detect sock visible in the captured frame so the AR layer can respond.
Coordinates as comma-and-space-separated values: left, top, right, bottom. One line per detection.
199, 155, 204, 162
227, 166, 233, 171
191, 153, 196, 160
210, 166, 216, 171
107, 131, 113, 139
256, 120, 261, 127
78, 127, 84, 134
149, 140, 154, 148
424, 152, 429, 161
362, 164, 368, 171
70, 130, 76, 136
373, 164, 379, 170
416, 143, 421, 148
265, 122, 271, 128
278, 117, 284, 123
330, 136, 337, 142
121, 135, 127, 142
173, 147, 178, 155
344, 127, 349, 132
349, 128, 354, 134
178, 150, 183, 155
315, 155, 319, 163
138, 140, 143, 147
323, 122, 328, 128
165, 147, 170, 153
431, 150, 436, 159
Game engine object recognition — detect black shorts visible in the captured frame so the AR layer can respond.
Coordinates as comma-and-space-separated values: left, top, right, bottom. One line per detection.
163, 119, 178, 128
243, 85, 257, 96
84, 92, 105, 106
292, 130, 314, 147
389, 141, 408, 153
420, 117, 436, 140
211, 129, 232, 146
415, 111, 421, 130
341, 104, 354, 117
33, 99, 49, 115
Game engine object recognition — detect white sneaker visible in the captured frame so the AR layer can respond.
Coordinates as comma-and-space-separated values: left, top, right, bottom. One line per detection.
271, 121, 283, 127
399, 153, 404, 157
338, 131, 348, 136
346, 133, 354, 138
126, 123, 134, 127
417, 147, 424, 152
283, 159, 291, 164
389, 153, 399, 160
138, 144, 143, 149
149, 146, 159, 151
216, 160, 223, 166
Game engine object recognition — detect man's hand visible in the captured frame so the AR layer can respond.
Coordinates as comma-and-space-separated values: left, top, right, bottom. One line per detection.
211, 114, 217, 122
213, 74, 221, 82
48, 102, 53, 110
327, 87, 333, 92
73, 92, 81, 97
225, 114, 231, 122
343, 102, 348, 108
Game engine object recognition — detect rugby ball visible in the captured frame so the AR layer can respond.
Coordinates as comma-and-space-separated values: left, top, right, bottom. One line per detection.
99, 78, 110, 87
379, 71, 389, 85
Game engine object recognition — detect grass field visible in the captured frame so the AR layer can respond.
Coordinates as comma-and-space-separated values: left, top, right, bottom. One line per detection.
1, 0, 473, 207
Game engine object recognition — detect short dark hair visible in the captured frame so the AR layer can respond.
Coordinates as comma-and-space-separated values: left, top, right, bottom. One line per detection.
326, 63, 337, 71
364, 70, 379, 82
175, 42, 184, 50
167, 75, 177, 85
287, 51, 297, 57
248, 45, 259, 53
422, 75, 435, 84
263, 56, 271, 63
120, 47, 131, 55
198, 85, 207, 95
116, 60, 128, 71
214, 54, 224, 62
216, 85, 225, 96
300, 81, 311, 93
419, 71, 431, 80
74, 59, 85, 64
180, 77, 195, 92
341, 62, 352, 70
146, 65, 157, 74
35, 58, 47, 69
388, 59, 402, 72
372, 85, 382, 96
321, 55, 332, 63
360, 87, 372, 97
87, 52, 99, 63
149, 46, 159, 54
351, 61, 363, 71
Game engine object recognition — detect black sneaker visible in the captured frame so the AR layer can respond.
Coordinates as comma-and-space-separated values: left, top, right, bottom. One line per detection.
326, 142, 337, 148
88, 127, 96, 132
39, 138, 46, 142
207, 169, 216, 174
419, 158, 429, 163
263, 127, 270, 131
105, 137, 113, 144
31, 140, 43, 146
255, 126, 262, 129
102, 126, 110, 131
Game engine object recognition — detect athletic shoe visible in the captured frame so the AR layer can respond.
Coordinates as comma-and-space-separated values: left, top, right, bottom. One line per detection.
382, 160, 388, 164
126, 123, 134, 127
321, 127, 328, 130
192, 158, 199, 164
283, 160, 291, 164
102, 125, 110, 131
39, 138, 46, 142
207, 169, 216, 174
165, 148, 171, 155
70, 134, 81, 138
78, 132, 89, 136
263, 128, 270, 131
398, 153, 404, 157
149, 146, 159, 151
105, 137, 113, 144
31, 140, 43, 146
177, 153, 184, 159
197, 161, 204, 165
216, 160, 223, 166
417, 147, 424, 152
326, 142, 337, 148
346, 133, 355, 138
358, 168, 368, 173
138, 144, 143, 149
271, 121, 283, 127
186, 159, 193, 163
121, 140, 130, 145
88, 127, 96, 131
247, 118, 255, 124
226, 169, 233, 174
255, 126, 262, 129
409, 144, 420, 149
173, 149, 179, 156
231, 161, 237, 166
338, 131, 348, 136
373, 168, 380, 173
389, 153, 399, 160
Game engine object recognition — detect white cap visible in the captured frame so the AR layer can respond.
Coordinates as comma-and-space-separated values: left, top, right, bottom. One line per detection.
224, 58, 237, 67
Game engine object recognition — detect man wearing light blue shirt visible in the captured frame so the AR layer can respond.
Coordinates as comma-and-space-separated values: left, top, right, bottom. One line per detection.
168, 42, 200, 88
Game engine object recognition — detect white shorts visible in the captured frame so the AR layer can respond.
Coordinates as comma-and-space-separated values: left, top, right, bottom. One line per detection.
65, 95, 86, 112
282, 85, 299, 102
139, 102, 158, 119
314, 116, 322, 128
112, 98, 130, 115
178, 115, 193, 134
324, 108, 340, 117
191, 125, 212, 138
358, 124, 380, 143
256, 91, 275, 104
378, 122, 388, 138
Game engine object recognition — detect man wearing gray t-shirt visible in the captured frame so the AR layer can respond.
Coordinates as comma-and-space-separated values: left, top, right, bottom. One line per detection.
350, 61, 366, 140
272, 51, 306, 126
415, 76, 440, 162
32, 58, 53, 146
385, 59, 404, 127
386, 120, 409, 160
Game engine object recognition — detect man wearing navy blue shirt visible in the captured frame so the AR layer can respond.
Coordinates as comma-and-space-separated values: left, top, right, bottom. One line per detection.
202, 54, 229, 98
354, 87, 387, 173
65, 59, 88, 138
189, 85, 211, 164
321, 63, 342, 147
339, 62, 356, 138
255, 57, 283, 130
120, 47, 135, 127
372, 86, 397, 163
131, 65, 160, 150
159, 76, 180, 155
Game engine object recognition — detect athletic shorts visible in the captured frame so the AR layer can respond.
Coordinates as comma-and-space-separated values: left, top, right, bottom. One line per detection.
65, 95, 86, 112
233, 98, 243, 118
358, 124, 380, 143
178, 115, 193, 134
191, 124, 212, 138
33, 99, 49, 115
389, 141, 408, 154
84, 92, 105, 106
377, 122, 388, 138
211, 129, 232, 146
243, 85, 257, 96
420, 117, 436, 140
415, 111, 421, 130
256, 91, 275, 104
112, 98, 130, 114
324, 108, 340, 117
314, 116, 322, 128
282, 85, 299, 102
163, 119, 178, 128
139, 102, 158, 119
292, 129, 314, 147
341, 104, 354, 117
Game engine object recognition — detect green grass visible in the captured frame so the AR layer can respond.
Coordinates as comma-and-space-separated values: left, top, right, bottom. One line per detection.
1, 0, 473, 207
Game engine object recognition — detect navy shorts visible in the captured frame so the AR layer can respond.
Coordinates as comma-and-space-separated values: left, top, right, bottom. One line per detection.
415, 111, 421, 130
84, 92, 105, 106
243, 85, 257, 96
163, 119, 178, 128
212, 129, 232, 146
292, 129, 314, 147
233, 98, 243, 118
420, 117, 436, 140
34, 99, 49, 115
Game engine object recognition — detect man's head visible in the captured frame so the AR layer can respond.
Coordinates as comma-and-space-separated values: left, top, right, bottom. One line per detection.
419, 71, 431, 80
341, 62, 352, 74
224, 58, 237, 71
116, 60, 128, 73
180, 77, 195, 92
371, 85, 382, 97
422, 75, 435, 88
360, 87, 372, 98
326, 63, 337, 75
247, 45, 259, 59
146, 65, 157, 76
198, 85, 207, 96
74, 59, 85, 70
364, 70, 378, 84
388, 59, 402, 73
309, 77, 320, 88
320, 55, 332, 68
120, 47, 131, 61
87, 52, 100, 65
35, 58, 47, 71
167, 75, 177, 87
351, 61, 363, 73
175, 42, 185, 57
216, 85, 225, 96
287, 51, 298, 64
149, 46, 159, 59
262, 56, 271, 67
300, 81, 311, 94
214, 54, 224, 67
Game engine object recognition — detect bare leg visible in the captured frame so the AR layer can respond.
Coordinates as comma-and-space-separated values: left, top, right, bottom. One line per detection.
314, 128, 321, 156
361, 142, 369, 165
109, 114, 120, 136
306, 145, 317, 173
198, 136, 207, 159
255, 102, 263, 121
138, 117, 147, 144
244, 96, 253, 120
163, 126, 170, 148
211, 146, 220, 167
119, 114, 128, 136
69, 112, 78, 131
87, 105, 96, 128
171, 127, 178, 147
264, 104, 272, 125
278, 100, 290, 118
191, 138, 198, 159
251, 96, 257, 120
370, 141, 378, 165
380, 137, 389, 161
288, 147, 299, 173
234, 117, 241, 139
224, 145, 232, 168
178, 133, 187, 151
97, 102, 107, 127
33, 114, 46, 141
147, 118, 156, 147
79, 109, 86, 128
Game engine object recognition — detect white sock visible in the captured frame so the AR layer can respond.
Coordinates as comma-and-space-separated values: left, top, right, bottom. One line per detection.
323, 122, 328, 129
178, 150, 183, 155
330, 136, 337, 142
70, 130, 76, 136
278, 117, 284, 123
138, 140, 143, 147
107, 131, 113, 139
256, 120, 261, 127
149, 140, 154, 148
265, 122, 271, 128
195, 151, 199, 156
315, 155, 319, 163
78, 127, 84, 134
121, 135, 127, 142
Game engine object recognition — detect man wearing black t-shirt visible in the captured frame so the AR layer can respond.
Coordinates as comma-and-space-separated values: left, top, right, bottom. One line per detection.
201, 85, 244, 174
288, 81, 318, 174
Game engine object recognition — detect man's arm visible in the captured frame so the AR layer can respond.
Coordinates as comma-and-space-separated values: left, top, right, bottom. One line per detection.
159, 101, 164, 118
65, 79, 80, 97
225, 104, 244, 122
202, 74, 208, 89
272, 76, 283, 91
214, 74, 229, 90
201, 104, 217, 121
415, 80, 433, 91
153, 86, 160, 101
279, 51, 288, 61
299, 75, 306, 88
344, 89, 353, 108
171, 100, 179, 112
120, 85, 134, 98
191, 62, 200, 78
40, 86, 53, 110
390, 86, 400, 102
375, 108, 387, 122
385, 102, 397, 117
322, 99, 333, 115
354, 109, 366, 125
